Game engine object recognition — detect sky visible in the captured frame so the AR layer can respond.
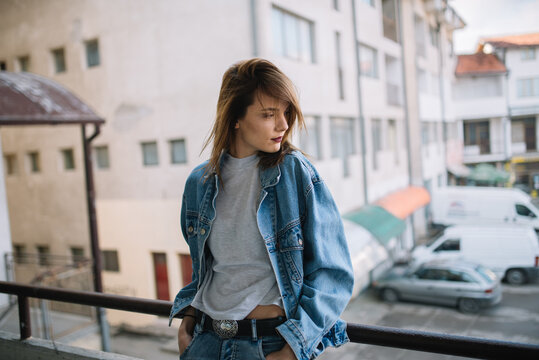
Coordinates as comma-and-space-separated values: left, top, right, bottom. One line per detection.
449, 0, 539, 54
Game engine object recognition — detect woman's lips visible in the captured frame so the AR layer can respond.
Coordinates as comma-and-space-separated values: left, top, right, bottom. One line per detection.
272, 136, 283, 143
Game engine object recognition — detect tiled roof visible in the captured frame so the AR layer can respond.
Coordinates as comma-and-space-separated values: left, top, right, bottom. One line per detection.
455, 53, 507, 77
481, 32, 539, 48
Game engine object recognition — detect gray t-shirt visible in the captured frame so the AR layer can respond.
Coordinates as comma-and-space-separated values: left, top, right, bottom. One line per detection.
191, 153, 282, 320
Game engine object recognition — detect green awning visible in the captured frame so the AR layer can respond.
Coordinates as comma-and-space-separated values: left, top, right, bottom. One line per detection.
468, 163, 510, 184
344, 205, 406, 245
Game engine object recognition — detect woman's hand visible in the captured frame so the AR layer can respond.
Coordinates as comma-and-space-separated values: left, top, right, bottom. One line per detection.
266, 343, 297, 360
177, 308, 196, 355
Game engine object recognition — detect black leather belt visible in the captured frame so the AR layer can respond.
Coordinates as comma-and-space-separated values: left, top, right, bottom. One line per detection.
196, 312, 285, 339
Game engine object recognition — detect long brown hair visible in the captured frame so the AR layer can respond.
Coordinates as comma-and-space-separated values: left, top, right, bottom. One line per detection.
203, 58, 304, 179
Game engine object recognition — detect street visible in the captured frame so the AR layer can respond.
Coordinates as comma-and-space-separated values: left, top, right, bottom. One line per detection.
319, 281, 539, 360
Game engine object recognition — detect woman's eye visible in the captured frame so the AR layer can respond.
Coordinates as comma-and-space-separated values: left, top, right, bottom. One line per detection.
263, 113, 274, 118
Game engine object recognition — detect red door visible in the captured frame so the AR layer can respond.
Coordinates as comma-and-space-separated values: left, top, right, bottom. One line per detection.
152, 253, 170, 301
179, 254, 193, 286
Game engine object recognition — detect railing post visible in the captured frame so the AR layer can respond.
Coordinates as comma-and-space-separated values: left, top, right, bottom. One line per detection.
18, 295, 31, 340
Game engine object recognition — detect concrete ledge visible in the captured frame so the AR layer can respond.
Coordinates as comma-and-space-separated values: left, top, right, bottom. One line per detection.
0, 330, 142, 360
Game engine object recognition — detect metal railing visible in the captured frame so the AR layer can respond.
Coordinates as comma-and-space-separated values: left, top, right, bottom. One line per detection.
1, 281, 538, 359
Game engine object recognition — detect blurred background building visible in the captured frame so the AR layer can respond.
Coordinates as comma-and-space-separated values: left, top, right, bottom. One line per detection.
1, 0, 537, 328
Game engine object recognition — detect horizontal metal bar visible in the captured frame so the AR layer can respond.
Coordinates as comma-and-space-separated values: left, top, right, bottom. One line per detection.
0, 281, 171, 317
347, 323, 539, 360
1, 281, 538, 359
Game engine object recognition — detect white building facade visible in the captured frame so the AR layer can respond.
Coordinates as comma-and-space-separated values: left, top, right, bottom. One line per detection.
0, 0, 464, 324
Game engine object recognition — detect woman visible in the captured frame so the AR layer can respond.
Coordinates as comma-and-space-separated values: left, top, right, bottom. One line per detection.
169, 58, 354, 360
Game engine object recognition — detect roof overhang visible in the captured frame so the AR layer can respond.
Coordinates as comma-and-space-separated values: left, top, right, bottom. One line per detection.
0, 72, 104, 126
376, 186, 431, 220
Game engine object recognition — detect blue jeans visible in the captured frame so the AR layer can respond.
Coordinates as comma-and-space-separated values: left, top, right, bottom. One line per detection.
180, 323, 286, 360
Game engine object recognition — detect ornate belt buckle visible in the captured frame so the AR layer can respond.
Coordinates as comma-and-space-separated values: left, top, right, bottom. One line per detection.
212, 319, 238, 339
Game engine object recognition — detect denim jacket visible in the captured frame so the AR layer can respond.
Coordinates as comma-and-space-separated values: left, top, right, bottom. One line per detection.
169, 151, 354, 360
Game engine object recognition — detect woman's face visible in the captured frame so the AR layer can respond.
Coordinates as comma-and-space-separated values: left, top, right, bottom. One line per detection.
231, 92, 290, 158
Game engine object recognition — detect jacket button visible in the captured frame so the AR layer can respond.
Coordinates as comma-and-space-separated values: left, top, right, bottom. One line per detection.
188, 226, 194, 233
200, 228, 206, 235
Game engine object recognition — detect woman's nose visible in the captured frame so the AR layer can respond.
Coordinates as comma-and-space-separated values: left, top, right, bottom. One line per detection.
276, 113, 289, 132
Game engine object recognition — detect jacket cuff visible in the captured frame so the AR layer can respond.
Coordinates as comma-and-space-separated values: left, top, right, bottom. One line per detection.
276, 320, 311, 360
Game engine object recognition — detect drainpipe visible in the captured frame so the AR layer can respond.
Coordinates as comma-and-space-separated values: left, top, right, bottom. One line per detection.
436, 21, 448, 183
250, 0, 258, 57
397, 0, 416, 247
351, 0, 369, 204
81, 123, 110, 352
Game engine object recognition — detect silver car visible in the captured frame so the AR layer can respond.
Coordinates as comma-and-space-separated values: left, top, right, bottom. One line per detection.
372, 260, 502, 313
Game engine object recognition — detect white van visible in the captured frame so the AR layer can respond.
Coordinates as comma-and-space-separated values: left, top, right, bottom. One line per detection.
412, 225, 539, 285
430, 186, 539, 231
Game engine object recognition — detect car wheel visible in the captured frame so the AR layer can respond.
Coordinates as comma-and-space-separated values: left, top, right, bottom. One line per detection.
381, 288, 399, 303
458, 298, 480, 314
505, 269, 527, 285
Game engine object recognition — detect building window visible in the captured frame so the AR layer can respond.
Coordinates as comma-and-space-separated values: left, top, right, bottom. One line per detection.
141, 141, 159, 166
85, 39, 100, 67
447, 39, 454, 58
0, 61, 6, 71
272, 6, 315, 63
335, 32, 345, 100
517, 78, 539, 98
170, 139, 187, 164
414, 15, 426, 58
102, 250, 120, 272
27, 151, 40, 173
359, 43, 378, 78
382, 0, 398, 43
333, 0, 339, 10
52, 47, 66, 73
417, 67, 428, 94
361, 0, 375, 6
61, 148, 75, 170
371, 119, 382, 170
429, 25, 438, 48
17, 55, 30, 72
521, 47, 536, 60
422, 122, 429, 145
331, 118, 356, 177
388, 119, 398, 164
70, 247, 85, 263
37, 245, 50, 266
511, 117, 536, 153
13, 244, 26, 264
431, 72, 440, 95
94, 145, 110, 169
464, 121, 490, 154
385, 54, 402, 106
3, 154, 17, 175
299, 116, 322, 160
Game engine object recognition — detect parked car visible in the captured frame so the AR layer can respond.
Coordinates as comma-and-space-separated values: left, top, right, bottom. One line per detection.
372, 260, 502, 313
412, 225, 539, 285
430, 186, 539, 232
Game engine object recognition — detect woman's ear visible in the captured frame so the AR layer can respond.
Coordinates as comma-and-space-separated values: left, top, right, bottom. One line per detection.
235, 121, 240, 129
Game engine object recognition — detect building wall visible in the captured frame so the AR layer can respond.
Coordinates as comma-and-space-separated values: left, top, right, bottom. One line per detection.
0, 136, 12, 306
506, 47, 539, 111
0, 0, 464, 323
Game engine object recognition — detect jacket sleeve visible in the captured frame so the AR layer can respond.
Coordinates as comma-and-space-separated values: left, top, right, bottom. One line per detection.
276, 179, 354, 360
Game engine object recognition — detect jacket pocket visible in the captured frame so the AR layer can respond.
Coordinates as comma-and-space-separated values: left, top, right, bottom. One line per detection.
278, 225, 304, 284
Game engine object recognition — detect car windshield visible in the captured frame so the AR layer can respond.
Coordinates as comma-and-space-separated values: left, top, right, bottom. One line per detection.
475, 265, 497, 283
425, 231, 444, 247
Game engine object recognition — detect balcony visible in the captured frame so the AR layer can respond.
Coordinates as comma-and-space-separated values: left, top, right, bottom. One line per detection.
1, 281, 538, 359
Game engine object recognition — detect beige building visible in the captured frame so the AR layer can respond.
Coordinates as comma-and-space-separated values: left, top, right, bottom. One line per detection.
0, 0, 463, 325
